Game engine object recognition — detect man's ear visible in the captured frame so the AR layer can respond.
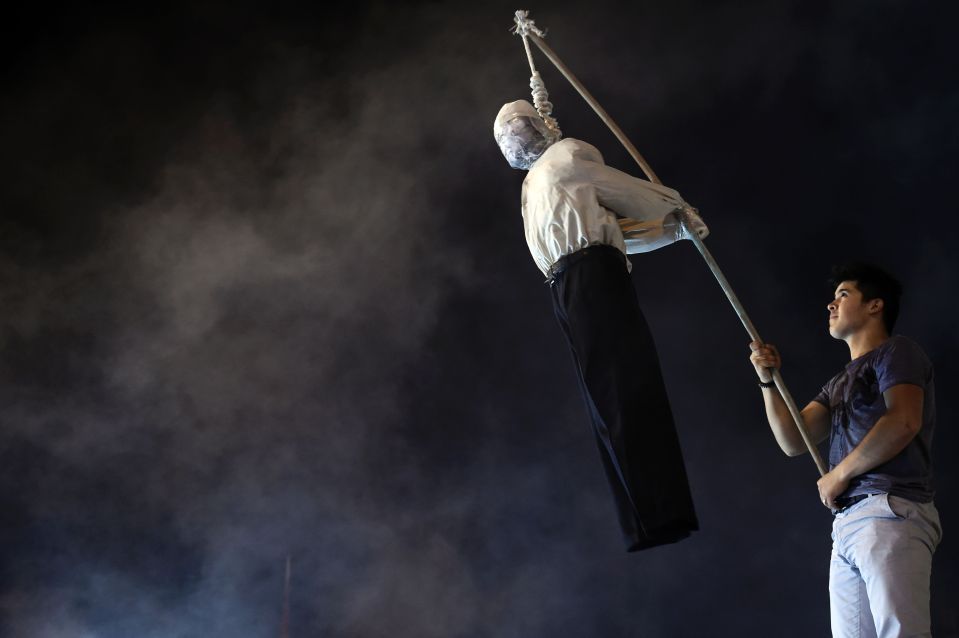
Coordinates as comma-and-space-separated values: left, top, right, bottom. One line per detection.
869, 298, 885, 316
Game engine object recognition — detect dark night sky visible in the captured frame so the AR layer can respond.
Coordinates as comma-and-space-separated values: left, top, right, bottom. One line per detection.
1, 1, 957, 636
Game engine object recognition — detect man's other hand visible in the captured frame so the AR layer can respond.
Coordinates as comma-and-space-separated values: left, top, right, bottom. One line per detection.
817, 469, 850, 510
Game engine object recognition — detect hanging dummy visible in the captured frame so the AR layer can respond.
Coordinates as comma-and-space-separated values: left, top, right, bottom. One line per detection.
496, 10, 832, 551
494, 98, 706, 551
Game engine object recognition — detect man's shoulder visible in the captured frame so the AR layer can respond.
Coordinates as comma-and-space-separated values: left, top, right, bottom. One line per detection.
884, 334, 927, 352
861, 335, 934, 392
877, 335, 932, 366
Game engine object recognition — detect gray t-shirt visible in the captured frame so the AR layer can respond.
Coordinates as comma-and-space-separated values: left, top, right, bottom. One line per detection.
813, 335, 935, 503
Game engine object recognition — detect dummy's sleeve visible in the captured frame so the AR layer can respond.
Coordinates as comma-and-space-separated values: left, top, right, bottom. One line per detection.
571, 151, 687, 222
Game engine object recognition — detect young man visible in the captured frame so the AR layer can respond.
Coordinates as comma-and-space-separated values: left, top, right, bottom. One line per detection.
749, 263, 941, 638
493, 99, 707, 551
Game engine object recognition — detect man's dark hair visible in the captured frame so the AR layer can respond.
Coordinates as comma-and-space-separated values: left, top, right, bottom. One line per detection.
828, 262, 903, 333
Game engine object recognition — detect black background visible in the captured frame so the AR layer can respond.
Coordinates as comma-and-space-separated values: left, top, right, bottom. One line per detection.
2, 1, 957, 636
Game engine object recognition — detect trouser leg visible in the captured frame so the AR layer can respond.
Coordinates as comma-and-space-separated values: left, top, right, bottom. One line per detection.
550, 246, 697, 551
831, 495, 941, 638
829, 534, 878, 638
858, 497, 940, 638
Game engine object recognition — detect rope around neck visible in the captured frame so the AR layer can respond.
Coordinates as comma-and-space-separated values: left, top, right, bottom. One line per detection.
511, 10, 561, 138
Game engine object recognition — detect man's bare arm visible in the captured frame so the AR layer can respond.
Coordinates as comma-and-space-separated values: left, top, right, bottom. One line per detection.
749, 341, 830, 456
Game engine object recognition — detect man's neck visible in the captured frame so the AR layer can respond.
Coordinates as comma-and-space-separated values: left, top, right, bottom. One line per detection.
846, 326, 890, 360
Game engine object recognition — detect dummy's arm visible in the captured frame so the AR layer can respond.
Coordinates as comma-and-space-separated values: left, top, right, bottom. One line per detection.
579, 157, 686, 222
574, 154, 690, 253
619, 215, 687, 254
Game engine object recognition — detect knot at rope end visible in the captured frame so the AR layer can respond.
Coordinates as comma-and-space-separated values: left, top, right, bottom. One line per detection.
511, 10, 547, 38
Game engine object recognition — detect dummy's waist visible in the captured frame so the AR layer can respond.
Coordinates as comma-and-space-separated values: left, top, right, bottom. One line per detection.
545, 244, 624, 284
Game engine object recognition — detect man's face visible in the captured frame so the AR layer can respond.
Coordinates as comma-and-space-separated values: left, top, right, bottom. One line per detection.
827, 280, 880, 339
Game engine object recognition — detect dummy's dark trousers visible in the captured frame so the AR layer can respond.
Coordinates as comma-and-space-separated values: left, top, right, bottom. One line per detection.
549, 244, 698, 551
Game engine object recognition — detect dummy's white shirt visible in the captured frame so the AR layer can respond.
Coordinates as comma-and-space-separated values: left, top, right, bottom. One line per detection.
521, 138, 687, 276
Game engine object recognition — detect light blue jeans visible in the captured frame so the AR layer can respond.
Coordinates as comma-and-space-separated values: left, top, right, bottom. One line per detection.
830, 493, 942, 638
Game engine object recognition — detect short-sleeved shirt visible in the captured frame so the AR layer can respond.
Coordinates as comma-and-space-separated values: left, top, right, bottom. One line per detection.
812, 335, 935, 503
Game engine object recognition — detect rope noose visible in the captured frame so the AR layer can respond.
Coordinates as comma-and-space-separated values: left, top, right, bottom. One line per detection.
511, 10, 561, 139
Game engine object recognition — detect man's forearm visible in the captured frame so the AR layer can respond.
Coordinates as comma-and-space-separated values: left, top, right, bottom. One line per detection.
761, 388, 807, 456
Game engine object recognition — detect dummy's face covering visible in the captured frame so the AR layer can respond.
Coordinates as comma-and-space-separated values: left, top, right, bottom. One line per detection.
493, 99, 560, 170
495, 116, 553, 170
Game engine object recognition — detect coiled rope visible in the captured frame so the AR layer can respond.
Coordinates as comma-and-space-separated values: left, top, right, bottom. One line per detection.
511, 11, 561, 139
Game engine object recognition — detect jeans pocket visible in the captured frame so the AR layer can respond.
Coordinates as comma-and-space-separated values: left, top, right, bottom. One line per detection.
881, 494, 907, 520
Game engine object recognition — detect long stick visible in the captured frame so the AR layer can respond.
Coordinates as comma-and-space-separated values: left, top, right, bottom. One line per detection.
522, 29, 828, 476
684, 232, 829, 476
